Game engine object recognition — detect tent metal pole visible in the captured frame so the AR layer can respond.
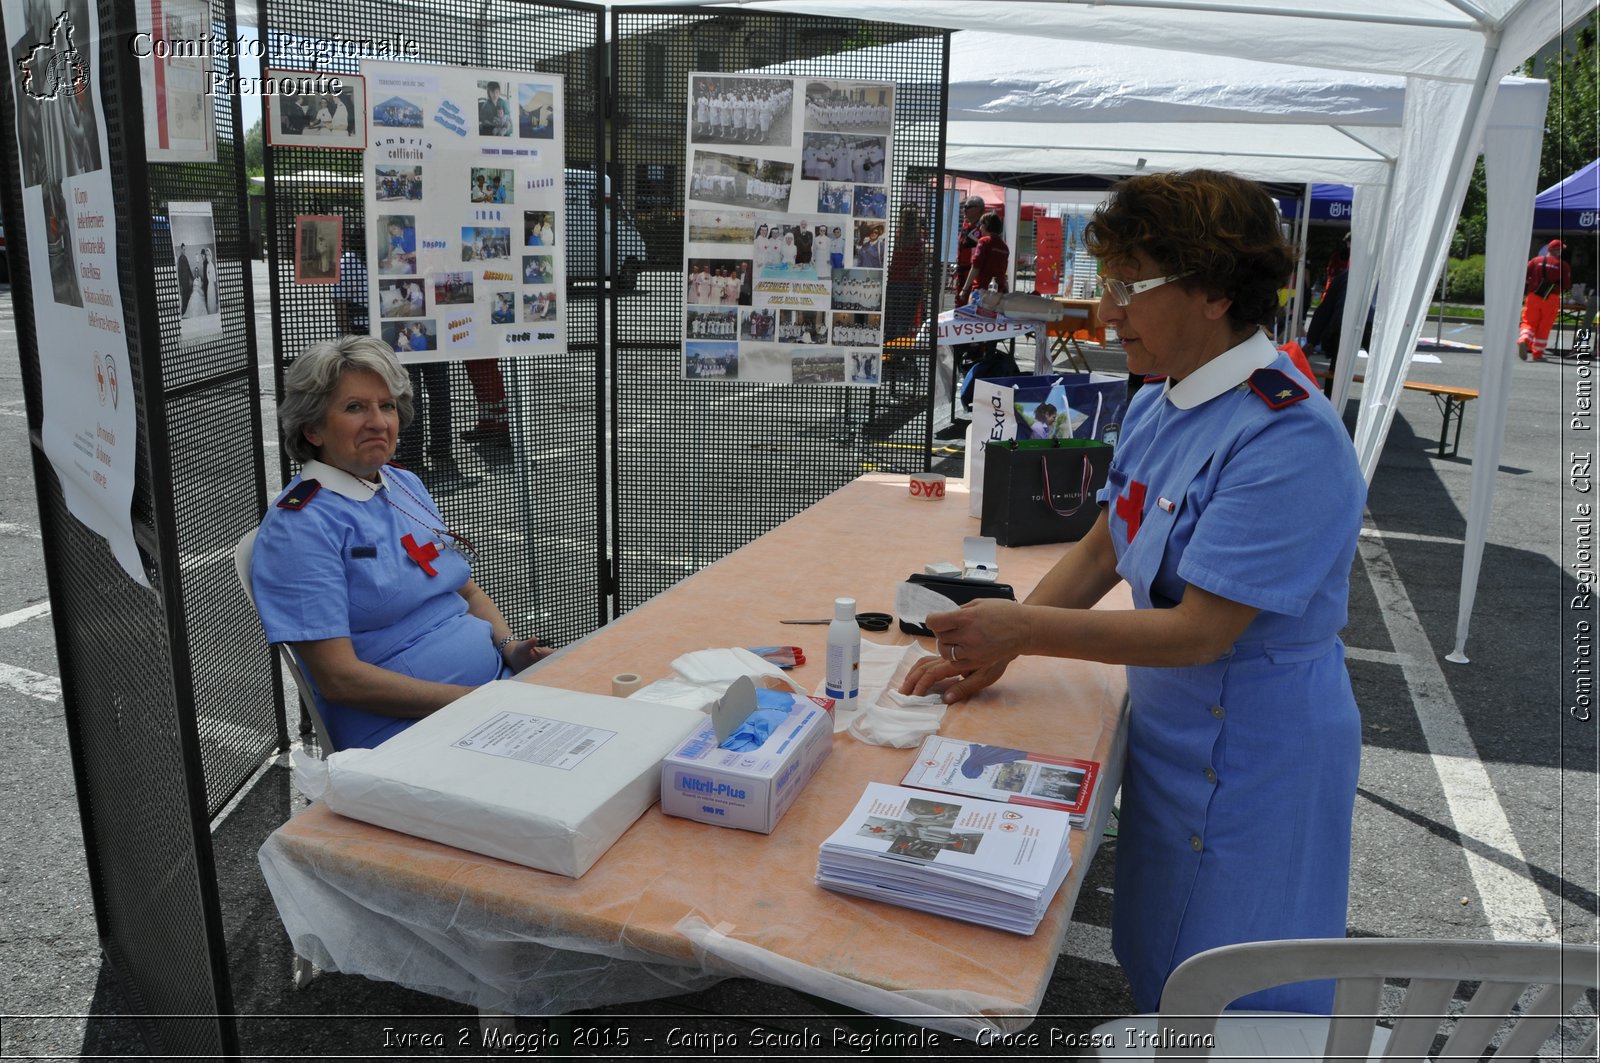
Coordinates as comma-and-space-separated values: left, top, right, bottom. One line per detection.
1290, 184, 1312, 342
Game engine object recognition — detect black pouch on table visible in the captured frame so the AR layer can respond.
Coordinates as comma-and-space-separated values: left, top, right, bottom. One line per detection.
898, 573, 1016, 637
980, 438, 1112, 547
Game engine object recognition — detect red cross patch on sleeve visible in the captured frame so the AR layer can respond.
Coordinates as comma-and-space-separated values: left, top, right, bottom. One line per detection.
1247, 367, 1309, 410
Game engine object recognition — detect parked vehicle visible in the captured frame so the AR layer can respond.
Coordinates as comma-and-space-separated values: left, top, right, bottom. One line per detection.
565, 167, 647, 292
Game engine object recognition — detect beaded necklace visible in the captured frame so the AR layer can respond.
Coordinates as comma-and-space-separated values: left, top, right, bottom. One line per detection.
363, 471, 478, 565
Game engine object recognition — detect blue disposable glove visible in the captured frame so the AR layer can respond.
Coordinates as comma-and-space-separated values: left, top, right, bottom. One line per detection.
718, 690, 804, 752
718, 707, 790, 751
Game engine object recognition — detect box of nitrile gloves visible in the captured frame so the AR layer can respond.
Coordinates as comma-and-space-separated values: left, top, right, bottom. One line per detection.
660, 693, 833, 834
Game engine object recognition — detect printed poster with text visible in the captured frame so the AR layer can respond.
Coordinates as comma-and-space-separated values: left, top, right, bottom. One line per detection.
5, 0, 144, 583
364, 60, 564, 362
682, 74, 892, 386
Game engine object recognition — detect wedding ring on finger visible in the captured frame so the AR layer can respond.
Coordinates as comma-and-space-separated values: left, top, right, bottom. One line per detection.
944, 643, 960, 663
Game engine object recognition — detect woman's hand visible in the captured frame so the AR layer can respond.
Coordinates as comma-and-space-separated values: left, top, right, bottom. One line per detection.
899, 599, 1031, 701
501, 637, 554, 674
900, 654, 1012, 704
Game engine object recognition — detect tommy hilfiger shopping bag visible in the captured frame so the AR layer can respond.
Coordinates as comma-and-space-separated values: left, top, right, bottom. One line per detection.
980, 438, 1112, 546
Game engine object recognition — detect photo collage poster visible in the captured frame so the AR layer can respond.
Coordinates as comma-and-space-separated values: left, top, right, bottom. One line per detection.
363, 60, 564, 363
681, 74, 893, 386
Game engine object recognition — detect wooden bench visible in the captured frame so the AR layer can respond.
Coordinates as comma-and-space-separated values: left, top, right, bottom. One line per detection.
1321, 372, 1480, 458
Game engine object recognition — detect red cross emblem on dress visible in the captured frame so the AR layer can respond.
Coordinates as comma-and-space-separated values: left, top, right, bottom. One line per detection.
1115, 479, 1147, 543
402, 532, 440, 576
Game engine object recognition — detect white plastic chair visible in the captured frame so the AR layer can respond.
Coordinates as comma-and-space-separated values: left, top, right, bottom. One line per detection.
234, 527, 337, 756
1089, 937, 1598, 1061
236, 526, 335, 990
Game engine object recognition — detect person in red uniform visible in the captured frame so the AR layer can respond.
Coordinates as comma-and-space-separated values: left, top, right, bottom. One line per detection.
1519, 239, 1571, 361
958, 212, 1011, 305
885, 205, 928, 341
953, 194, 985, 296
957, 213, 1019, 406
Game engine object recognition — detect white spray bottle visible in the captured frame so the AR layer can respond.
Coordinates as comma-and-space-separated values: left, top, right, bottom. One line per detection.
824, 597, 861, 712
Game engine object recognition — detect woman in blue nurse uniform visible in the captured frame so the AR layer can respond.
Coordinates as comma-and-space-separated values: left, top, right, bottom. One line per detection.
250, 336, 552, 750
902, 169, 1365, 1014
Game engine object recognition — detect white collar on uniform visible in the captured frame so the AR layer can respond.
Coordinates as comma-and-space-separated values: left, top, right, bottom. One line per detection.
1164, 329, 1279, 410
299, 459, 392, 502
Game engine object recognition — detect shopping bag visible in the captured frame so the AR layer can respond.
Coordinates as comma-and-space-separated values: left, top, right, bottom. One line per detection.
967, 372, 1127, 517
980, 438, 1112, 546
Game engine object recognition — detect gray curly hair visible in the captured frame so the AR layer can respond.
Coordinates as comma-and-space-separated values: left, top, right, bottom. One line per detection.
279, 335, 414, 464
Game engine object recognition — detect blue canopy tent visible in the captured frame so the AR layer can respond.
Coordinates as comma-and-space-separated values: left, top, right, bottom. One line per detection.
1532, 159, 1599, 231
1279, 183, 1356, 222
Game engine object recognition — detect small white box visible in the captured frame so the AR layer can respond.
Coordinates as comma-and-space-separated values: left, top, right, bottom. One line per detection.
660, 696, 833, 834
311, 681, 706, 877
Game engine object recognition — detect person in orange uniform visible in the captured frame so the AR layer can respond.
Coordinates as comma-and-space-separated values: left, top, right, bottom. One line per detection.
1519, 239, 1571, 361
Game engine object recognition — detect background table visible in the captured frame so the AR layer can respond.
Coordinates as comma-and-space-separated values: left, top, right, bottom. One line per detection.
1047, 298, 1108, 372
259, 474, 1131, 1038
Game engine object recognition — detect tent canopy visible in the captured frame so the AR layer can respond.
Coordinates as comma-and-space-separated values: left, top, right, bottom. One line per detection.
1279, 184, 1356, 222
688, 0, 1567, 84
723, 0, 1581, 664
1533, 159, 1600, 231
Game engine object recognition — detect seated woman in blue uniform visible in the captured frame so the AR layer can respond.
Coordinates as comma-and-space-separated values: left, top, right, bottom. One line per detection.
902, 169, 1365, 1016
250, 336, 551, 751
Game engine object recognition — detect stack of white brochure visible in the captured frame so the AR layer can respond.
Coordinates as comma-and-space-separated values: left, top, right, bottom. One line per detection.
306, 681, 706, 878
815, 783, 1074, 935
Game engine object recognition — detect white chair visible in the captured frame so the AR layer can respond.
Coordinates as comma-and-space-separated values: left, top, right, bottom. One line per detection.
236, 526, 335, 990
233, 527, 337, 756
1089, 937, 1598, 1062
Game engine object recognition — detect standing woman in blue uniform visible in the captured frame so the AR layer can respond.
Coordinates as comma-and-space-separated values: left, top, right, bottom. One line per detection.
902, 169, 1366, 1014
250, 336, 551, 751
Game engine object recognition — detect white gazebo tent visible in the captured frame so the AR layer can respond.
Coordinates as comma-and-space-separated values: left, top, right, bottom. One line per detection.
700, 0, 1581, 662
932, 34, 1554, 665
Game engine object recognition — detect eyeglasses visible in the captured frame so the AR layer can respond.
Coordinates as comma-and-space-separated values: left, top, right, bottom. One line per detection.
1102, 273, 1191, 306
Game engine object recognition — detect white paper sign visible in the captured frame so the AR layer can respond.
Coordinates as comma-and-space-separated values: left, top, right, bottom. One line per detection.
135, 0, 215, 163
363, 60, 566, 362
681, 74, 894, 387
6, 0, 143, 583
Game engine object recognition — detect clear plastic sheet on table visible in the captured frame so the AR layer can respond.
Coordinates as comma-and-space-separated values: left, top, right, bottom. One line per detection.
258, 818, 1044, 1037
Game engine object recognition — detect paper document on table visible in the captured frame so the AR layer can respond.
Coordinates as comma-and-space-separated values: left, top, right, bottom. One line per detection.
900, 735, 1100, 828
452, 712, 615, 769
815, 783, 1074, 934
895, 581, 959, 626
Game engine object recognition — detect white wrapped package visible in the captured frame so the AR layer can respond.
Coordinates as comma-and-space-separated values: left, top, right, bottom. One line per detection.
301, 681, 706, 878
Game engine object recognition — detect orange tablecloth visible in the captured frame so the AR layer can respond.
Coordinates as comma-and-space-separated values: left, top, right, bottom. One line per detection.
260, 474, 1130, 1036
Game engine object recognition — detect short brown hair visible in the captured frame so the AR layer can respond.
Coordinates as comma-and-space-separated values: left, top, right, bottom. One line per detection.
1084, 169, 1294, 331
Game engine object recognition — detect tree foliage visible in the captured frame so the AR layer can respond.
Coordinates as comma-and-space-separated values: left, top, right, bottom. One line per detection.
1452, 12, 1597, 257
1537, 10, 1598, 192
244, 118, 263, 176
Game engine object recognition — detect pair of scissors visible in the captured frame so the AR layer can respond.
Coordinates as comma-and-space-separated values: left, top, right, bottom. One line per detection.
781, 612, 894, 632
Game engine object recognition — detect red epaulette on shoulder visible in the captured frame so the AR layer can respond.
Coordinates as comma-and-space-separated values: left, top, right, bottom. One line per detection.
1247, 367, 1309, 410
275, 479, 321, 510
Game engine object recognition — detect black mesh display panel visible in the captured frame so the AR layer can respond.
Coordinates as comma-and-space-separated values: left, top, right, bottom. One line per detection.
0, 0, 251, 1053
260, 0, 606, 646
609, 9, 946, 614
144, 5, 284, 817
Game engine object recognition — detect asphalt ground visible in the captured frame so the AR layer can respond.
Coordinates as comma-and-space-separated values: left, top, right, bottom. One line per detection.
0, 272, 1596, 1059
